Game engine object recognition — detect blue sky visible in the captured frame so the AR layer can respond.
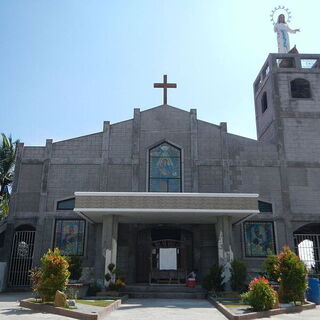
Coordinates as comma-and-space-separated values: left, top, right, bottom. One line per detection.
1, 0, 319, 145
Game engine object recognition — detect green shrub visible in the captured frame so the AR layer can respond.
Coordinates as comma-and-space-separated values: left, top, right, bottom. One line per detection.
68, 256, 82, 281
231, 259, 247, 292
277, 246, 307, 304
29, 267, 43, 297
262, 254, 281, 283
201, 264, 224, 292
87, 284, 101, 296
241, 277, 276, 311
202, 274, 214, 291
262, 247, 307, 304
37, 248, 70, 301
105, 263, 126, 291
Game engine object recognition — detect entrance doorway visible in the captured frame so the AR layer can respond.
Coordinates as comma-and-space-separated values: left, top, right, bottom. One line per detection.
294, 223, 320, 276
7, 225, 36, 287
136, 227, 192, 283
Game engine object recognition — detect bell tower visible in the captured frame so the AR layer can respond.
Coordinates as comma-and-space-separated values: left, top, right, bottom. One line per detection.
254, 53, 320, 160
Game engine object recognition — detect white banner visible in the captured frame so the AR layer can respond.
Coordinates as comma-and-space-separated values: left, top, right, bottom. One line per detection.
159, 248, 177, 270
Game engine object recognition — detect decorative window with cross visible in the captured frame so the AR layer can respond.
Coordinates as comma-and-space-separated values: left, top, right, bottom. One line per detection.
149, 142, 182, 192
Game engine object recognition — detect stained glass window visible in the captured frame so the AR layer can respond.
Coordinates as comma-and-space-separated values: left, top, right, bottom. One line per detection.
243, 221, 276, 257
54, 220, 85, 255
149, 142, 181, 192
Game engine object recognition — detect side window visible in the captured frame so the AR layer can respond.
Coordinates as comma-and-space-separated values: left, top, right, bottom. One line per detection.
290, 78, 311, 98
261, 92, 268, 113
258, 200, 273, 213
53, 220, 85, 255
56, 198, 75, 210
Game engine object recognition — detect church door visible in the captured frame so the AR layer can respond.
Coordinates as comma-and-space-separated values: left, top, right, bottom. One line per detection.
181, 230, 193, 274
136, 229, 152, 283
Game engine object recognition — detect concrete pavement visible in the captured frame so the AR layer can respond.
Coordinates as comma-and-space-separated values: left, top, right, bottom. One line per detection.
0, 292, 319, 320
107, 298, 227, 320
0, 292, 71, 319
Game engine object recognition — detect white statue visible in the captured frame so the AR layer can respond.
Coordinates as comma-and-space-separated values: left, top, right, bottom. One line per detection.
274, 14, 300, 53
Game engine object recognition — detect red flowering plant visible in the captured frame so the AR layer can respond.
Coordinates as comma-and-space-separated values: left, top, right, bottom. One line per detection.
263, 246, 307, 304
278, 246, 307, 304
29, 248, 70, 302
241, 276, 277, 311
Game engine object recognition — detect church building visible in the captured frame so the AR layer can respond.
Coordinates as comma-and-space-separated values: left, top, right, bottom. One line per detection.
1, 53, 320, 289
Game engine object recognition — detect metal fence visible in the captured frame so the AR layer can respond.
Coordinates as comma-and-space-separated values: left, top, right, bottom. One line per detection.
7, 230, 35, 287
294, 234, 320, 275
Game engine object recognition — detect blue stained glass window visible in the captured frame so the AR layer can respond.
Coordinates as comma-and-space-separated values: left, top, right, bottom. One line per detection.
54, 220, 85, 255
243, 221, 276, 257
149, 142, 181, 192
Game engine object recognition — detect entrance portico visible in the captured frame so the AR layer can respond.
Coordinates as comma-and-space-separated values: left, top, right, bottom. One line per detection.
74, 192, 259, 283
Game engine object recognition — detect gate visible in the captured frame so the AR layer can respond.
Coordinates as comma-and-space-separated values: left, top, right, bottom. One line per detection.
7, 230, 36, 287
294, 234, 320, 275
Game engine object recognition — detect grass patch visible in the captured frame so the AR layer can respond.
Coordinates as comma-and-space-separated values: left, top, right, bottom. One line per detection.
76, 299, 114, 307
222, 303, 251, 308
28, 298, 54, 305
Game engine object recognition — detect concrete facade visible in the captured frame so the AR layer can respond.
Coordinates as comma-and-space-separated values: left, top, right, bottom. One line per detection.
1, 53, 320, 288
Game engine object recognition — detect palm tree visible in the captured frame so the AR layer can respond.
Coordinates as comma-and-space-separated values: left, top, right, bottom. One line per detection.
0, 133, 19, 218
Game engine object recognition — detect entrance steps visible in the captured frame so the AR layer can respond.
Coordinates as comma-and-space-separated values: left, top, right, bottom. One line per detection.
121, 284, 207, 299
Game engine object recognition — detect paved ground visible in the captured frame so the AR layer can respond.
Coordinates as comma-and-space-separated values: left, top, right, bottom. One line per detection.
0, 292, 319, 320
0, 292, 71, 319
107, 298, 227, 320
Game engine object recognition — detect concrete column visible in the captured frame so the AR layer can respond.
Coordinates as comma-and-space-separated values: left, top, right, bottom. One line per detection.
190, 109, 198, 192
34, 139, 53, 264
132, 108, 140, 191
215, 216, 233, 290
39, 139, 52, 213
100, 121, 110, 191
215, 216, 233, 264
220, 122, 231, 192
101, 215, 119, 277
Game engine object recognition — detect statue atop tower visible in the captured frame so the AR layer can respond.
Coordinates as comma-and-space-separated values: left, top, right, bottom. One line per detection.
270, 6, 300, 53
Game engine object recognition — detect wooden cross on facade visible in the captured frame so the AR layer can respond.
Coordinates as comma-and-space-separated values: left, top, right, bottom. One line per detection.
153, 75, 177, 105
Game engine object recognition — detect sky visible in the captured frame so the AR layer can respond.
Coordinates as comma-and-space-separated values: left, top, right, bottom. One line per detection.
1, 0, 319, 146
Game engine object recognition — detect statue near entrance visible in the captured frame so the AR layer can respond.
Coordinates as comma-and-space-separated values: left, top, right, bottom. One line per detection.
270, 6, 300, 53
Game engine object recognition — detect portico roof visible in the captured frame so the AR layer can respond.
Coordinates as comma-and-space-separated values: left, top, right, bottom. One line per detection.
74, 192, 259, 224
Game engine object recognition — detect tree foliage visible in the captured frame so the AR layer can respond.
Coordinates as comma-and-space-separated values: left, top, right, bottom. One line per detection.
202, 264, 225, 292
0, 133, 19, 219
30, 248, 70, 301
262, 254, 281, 283
230, 258, 247, 292
68, 256, 82, 281
263, 246, 308, 304
241, 277, 277, 311
278, 246, 308, 303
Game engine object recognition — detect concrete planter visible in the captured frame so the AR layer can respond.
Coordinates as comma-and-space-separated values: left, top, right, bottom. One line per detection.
208, 296, 316, 320
20, 298, 122, 320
